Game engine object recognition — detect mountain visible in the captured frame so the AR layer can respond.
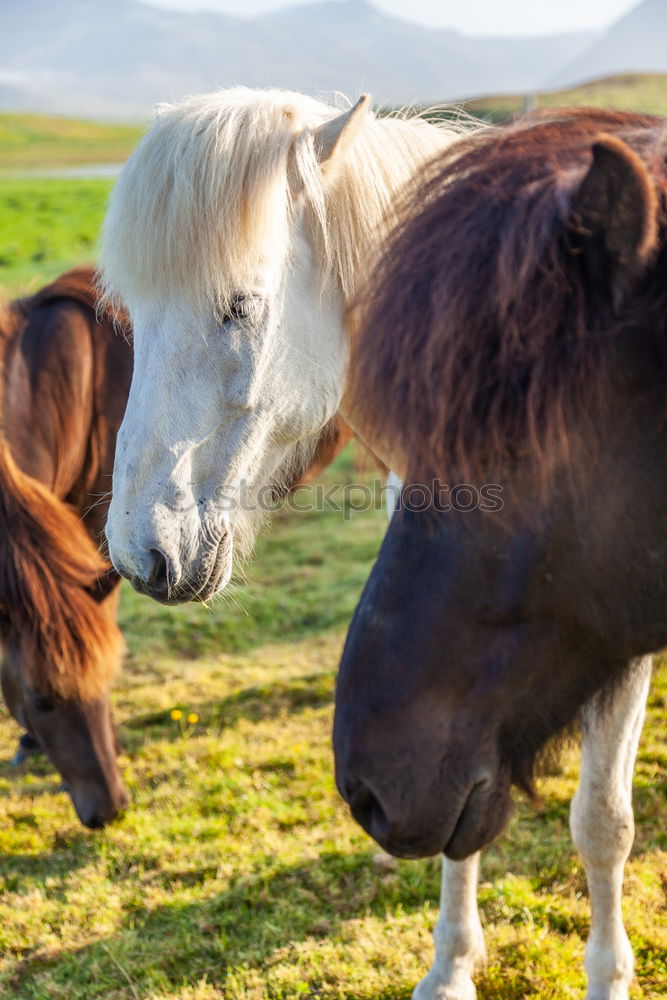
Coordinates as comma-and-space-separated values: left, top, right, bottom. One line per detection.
0, 0, 506, 116
0, 0, 259, 118
550, 0, 667, 87
0, 0, 655, 120
259, 4, 599, 100
442, 29, 599, 94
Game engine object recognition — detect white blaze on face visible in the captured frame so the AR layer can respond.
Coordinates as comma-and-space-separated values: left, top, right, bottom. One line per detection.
106, 219, 346, 601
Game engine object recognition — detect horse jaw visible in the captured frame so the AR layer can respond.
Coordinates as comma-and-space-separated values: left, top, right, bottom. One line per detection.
106, 220, 346, 603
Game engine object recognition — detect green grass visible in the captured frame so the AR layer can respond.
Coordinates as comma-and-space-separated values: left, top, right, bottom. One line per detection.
465, 71, 667, 121
0, 114, 144, 170
0, 444, 665, 1000
0, 178, 113, 292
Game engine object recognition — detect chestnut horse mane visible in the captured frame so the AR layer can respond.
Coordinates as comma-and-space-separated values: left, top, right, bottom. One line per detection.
0, 268, 125, 700
351, 108, 667, 482
12, 266, 130, 333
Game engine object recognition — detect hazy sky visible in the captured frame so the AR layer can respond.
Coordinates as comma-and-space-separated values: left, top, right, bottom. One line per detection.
141, 0, 638, 36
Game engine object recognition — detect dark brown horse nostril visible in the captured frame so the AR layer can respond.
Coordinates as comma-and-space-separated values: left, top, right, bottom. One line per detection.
148, 548, 170, 594
346, 778, 390, 843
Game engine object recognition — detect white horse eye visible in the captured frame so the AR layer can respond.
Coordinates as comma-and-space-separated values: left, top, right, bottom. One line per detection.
223, 295, 262, 326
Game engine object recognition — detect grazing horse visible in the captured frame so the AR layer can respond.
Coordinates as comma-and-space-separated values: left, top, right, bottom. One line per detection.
0, 267, 352, 827
0, 268, 132, 827
98, 91, 654, 1000
335, 109, 667, 999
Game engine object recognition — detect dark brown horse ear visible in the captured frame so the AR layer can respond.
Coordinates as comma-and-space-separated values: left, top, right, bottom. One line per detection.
571, 134, 659, 278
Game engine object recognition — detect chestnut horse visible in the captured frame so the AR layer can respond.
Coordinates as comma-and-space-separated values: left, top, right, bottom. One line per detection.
1, 267, 352, 828
335, 109, 666, 999
0, 267, 133, 827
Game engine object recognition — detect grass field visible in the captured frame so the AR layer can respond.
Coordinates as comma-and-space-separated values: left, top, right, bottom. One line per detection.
465, 72, 667, 121
0, 178, 113, 292
0, 114, 144, 171
0, 94, 665, 997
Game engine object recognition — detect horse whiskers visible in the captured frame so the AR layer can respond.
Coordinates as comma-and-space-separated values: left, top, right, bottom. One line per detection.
225, 579, 249, 611
83, 490, 113, 519
231, 561, 249, 586
208, 583, 249, 617
97, 533, 111, 562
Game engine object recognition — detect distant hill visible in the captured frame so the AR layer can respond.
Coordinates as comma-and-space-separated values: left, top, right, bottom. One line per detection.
550, 0, 667, 88
0, 0, 599, 118
467, 72, 667, 122
3, 72, 665, 174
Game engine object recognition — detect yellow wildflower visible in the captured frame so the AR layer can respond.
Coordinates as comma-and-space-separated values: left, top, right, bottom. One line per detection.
170, 709, 183, 721
187, 713, 199, 725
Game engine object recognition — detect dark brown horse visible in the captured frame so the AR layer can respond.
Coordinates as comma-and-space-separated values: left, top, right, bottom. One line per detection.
335, 108, 667, 856
1, 267, 352, 828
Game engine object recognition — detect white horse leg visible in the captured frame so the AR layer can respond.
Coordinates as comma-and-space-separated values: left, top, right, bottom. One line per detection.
570, 656, 652, 1000
413, 853, 486, 1000
384, 473, 486, 1000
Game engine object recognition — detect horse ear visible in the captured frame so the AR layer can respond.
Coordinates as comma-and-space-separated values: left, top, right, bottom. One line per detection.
313, 95, 372, 176
570, 134, 658, 279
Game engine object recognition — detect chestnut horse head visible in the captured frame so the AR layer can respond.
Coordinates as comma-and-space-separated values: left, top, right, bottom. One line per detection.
335, 110, 667, 859
0, 271, 132, 827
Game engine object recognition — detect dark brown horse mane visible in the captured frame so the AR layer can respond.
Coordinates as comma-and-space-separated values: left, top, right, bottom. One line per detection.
0, 268, 125, 700
351, 108, 667, 483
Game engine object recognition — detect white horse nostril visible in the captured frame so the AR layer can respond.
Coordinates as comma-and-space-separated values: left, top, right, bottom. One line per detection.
148, 548, 170, 591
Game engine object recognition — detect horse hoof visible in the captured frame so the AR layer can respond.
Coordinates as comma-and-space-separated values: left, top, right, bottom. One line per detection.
412, 971, 477, 1000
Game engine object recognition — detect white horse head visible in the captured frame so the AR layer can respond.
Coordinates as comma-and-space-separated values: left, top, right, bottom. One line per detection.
101, 87, 463, 602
